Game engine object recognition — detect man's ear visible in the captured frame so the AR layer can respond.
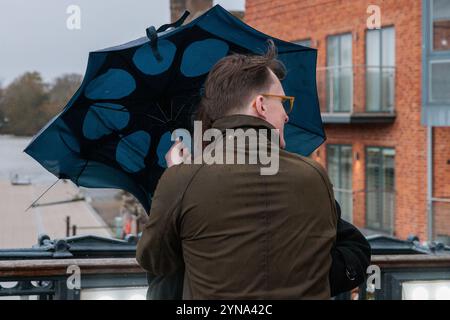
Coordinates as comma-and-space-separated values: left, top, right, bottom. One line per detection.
254, 95, 267, 118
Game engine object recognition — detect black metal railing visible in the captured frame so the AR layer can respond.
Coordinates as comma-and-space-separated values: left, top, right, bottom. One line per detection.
1, 234, 449, 300
331, 188, 396, 236
432, 198, 450, 246
0, 234, 146, 300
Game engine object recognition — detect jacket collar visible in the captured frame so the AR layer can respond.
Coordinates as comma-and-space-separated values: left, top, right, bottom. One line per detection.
211, 114, 275, 131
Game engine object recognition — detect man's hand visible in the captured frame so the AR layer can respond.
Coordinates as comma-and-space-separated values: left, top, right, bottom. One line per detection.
165, 138, 191, 167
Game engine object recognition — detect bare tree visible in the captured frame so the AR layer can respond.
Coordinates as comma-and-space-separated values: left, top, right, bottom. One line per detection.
0, 72, 82, 136
1, 72, 49, 136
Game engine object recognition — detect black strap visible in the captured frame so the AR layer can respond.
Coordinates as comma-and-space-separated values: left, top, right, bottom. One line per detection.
145, 11, 190, 62
157, 10, 190, 33
145, 26, 162, 62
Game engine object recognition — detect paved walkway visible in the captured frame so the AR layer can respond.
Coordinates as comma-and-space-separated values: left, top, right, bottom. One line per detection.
0, 179, 112, 249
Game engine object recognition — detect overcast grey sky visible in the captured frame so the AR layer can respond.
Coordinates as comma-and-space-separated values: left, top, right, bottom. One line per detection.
0, 0, 245, 86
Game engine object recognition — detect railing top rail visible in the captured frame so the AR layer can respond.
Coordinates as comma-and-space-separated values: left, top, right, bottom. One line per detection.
431, 197, 450, 203
0, 258, 145, 278
332, 188, 398, 194
1, 255, 449, 278
371, 254, 450, 269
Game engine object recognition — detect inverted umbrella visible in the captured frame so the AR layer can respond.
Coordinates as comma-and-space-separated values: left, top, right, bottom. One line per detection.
24, 5, 325, 213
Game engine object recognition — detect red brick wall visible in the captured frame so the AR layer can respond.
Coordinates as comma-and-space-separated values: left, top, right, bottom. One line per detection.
246, 0, 440, 241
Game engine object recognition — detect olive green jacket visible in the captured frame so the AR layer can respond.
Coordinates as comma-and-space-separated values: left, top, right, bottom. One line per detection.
136, 115, 338, 299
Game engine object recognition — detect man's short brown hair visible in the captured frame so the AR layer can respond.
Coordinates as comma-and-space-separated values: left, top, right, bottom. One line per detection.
197, 40, 286, 129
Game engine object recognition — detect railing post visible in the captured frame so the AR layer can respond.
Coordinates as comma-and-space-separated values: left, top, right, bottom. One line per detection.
66, 216, 70, 238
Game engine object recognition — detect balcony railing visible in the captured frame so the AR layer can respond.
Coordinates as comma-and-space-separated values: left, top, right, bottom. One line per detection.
1, 255, 449, 300
432, 198, 450, 246
331, 188, 396, 236
0, 258, 146, 300
316, 65, 396, 123
345, 254, 450, 300
365, 189, 396, 236
0, 235, 147, 300
1, 234, 448, 300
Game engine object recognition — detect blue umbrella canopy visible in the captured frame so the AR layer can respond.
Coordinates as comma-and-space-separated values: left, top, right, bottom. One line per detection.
24, 5, 325, 213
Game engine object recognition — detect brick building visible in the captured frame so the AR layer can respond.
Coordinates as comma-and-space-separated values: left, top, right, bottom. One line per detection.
245, 0, 450, 243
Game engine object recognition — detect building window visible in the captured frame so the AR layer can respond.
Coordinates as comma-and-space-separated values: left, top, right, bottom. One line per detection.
432, 0, 450, 51
430, 60, 450, 102
424, 0, 450, 109
366, 147, 395, 234
326, 33, 353, 113
327, 144, 353, 222
429, 0, 450, 104
366, 27, 395, 112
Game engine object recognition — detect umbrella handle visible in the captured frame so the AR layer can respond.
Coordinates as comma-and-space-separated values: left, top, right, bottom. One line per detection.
145, 10, 190, 62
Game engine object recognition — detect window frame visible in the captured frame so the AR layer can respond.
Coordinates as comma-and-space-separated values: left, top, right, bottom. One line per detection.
326, 143, 353, 222
364, 146, 396, 235
365, 26, 396, 113
428, 59, 450, 103
326, 32, 354, 113
430, 0, 450, 53
423, 0, 450, 109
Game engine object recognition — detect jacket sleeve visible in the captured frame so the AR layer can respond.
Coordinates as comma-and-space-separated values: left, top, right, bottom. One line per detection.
329, 200, 372, 297
136, 167, 185, 276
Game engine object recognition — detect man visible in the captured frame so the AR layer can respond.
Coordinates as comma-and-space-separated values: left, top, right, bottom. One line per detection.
136, 41, 370, 299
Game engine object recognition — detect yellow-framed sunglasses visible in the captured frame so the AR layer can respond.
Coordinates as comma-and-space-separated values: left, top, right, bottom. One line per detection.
261, 93, 295, 114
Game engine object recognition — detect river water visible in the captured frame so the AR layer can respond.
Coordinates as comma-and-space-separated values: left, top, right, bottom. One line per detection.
0, 135, 119, 199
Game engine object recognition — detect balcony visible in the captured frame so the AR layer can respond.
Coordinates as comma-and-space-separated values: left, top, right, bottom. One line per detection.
332, 188, 396, 237
316, 65, 396, 124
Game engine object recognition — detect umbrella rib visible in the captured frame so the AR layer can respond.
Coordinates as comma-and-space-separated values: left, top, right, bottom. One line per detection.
174, 103, 188, 121
114, 52, 172, 123
144, 114, 167, 124
75, 159, 89, 186
155, 102, 169, 122
25, 178, 60, 212
90, 104, 129, 113
88, 103, 167, 124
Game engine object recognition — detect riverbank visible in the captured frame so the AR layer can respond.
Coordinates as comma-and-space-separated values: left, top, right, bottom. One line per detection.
0, 135, 122, 249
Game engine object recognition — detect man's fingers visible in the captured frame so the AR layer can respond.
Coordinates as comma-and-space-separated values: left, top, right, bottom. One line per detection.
165, 140, 190, 167
181, 146, 191, 160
